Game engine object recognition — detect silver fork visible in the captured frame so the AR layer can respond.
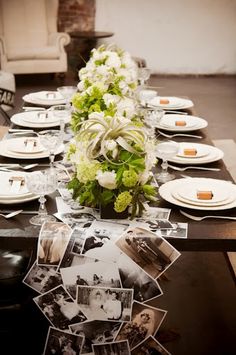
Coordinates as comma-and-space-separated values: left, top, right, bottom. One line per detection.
0, 210, 23, 219
180, 210, 236, 221
157, 130, 202, 139
168, 164, 220, 172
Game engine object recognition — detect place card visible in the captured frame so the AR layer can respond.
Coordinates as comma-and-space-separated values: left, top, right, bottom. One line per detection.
46, 92, 56, 99
9, 176, 25, 194
197, 190, 214, 200
24, 138, 37, 152
37, 112, 48, 121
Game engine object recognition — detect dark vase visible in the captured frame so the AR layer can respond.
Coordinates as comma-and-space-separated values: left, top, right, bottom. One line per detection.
100, 202, 129, 219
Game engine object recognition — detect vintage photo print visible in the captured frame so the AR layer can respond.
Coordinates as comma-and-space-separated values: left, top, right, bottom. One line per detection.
54, 211, 96, 229
116, 301, 167, 350
61, 260, 121, 299
43, 326, 84, 355
81, 220, 129, 262
60, 250, 94, 270
33, 285, 87, 330
37, 222, 72, 268
140, 206, 171, 220
92, 340, 130, 355
23, 262, 62, 294
76, 286, 133, 322
117, 253, 163, 303
134, 218, 173, 231
161, 222, 188, 239
70, 320, 121, 354
131, 335, 171, 355
115, 227, 181, 279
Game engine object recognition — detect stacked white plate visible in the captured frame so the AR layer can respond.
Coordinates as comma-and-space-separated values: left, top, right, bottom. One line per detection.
0, 137, 64, 159
23, 91, 66, 106
11, 110, 71, 128
158, 142, 224, 165
159, 178, 236, 210
147, 96, 194, 110
156, 114, 208, 132
0, 171, 38, 204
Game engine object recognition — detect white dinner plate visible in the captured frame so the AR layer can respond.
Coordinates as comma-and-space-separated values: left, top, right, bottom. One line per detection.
156, 114, 208, 132
7, 137, 46, 154
166, 143, 224, 165
159, 178, 236, 210
176, 143, 210, 159
11, 111, 71, 128
148, 96, 194, 110
0, 138, 64, 159
0, 194, 39, 204
23, 91, 66, 106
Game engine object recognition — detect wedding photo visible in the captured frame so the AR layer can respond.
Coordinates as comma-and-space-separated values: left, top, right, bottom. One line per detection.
23, 262, 62, 294
55, 211, 96, 229
37, 222, 72, 268
141, 207, 171, 220
61, 260, 121, 299
76, 286, 133, 322
70, 320, 121, 354
116, 227, 181, 279
116, 301, 167, 350
131, 335, 171, 355
43, 326, 84, 355
34, 285, 87, 330
92, 340, 131, 355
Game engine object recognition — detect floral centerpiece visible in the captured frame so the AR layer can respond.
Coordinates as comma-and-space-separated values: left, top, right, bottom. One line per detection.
67, 44, 157, 218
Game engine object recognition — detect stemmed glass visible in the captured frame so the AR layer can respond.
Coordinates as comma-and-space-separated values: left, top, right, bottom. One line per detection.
38, 129, 63, 167
155, 140, 179, 183
137, 67, 151, 87
57, 86, 77, 108
26, 169, 58, 225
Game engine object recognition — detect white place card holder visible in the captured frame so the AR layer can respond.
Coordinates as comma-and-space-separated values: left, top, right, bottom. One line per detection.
46, 92, 56, 99
37, 112, 48, 122
9, 176, 25, 194
24, 138, 37, 152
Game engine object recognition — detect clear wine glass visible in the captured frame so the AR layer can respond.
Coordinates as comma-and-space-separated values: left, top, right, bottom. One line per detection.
57, 86, 77, 108
26, 169, 58, 226
155, 140, 179, 183
38, 129, 63, 167
137, 67, 151, 87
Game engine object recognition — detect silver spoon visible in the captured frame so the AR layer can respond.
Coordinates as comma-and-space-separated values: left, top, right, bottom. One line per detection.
0, 210, 23, 219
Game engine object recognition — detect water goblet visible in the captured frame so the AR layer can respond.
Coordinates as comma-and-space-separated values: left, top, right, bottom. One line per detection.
57, 86, 77, 108
38, 129, 63, 167
137, 67, 151, 87
155, 140, 179, 183
25, 169, 58, 226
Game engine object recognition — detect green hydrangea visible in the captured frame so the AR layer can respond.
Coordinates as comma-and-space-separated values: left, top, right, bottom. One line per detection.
76, 160, 101, 184
122, 170, 138, 187
114, 191, 132, 213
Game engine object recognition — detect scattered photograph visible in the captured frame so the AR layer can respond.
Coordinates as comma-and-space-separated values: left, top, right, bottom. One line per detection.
37, 222, 72, 268
81, 220, 129, 262
23, 262, 62, 294
55, 211, 96, 229
60, 251, 94, 270
33, 285, 87, 330
56, 195, 84, 213
43, 326, 84, 355
131, 335, 171, 355
61, 260, 121, 299
162, 222, 188, 239
76, 286, 133, 322
116, 301, 167, 350
70, 320, 121, 354
55, 166, 72, 182
134, 218, 173, 231
141, 207, 171, 220
117, 253, 163, 303
115, 227, 181, 279
92, 340, 130, 355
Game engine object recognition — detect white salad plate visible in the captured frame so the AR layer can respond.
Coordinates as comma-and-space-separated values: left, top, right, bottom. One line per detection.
147, 96, 194, 110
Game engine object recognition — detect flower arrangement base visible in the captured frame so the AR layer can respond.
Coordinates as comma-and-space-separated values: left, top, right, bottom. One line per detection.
100, 203, 128, 220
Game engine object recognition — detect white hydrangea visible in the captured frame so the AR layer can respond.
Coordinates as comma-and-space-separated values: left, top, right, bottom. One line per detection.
96, 170, 117, 190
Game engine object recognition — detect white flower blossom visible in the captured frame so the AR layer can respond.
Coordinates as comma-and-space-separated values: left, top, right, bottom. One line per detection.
96, 170, 117, 190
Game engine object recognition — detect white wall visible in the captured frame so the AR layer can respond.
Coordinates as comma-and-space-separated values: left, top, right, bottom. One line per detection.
95, 0, 236, 74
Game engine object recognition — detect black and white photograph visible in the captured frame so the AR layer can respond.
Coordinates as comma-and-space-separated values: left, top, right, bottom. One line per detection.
70, 228, 87, 255
70, 320, 121, 354
23, 262, 62, 294
116, 253, 163, 303
76, 286, 133, 322
54, 211, 97, 229
61, 260, 121, 299
161, 222, 188, 239
131, 335, 171, 355
116, 301, 167, 350
81, 220, 129, 262
137, 219, 174, 232
33, 285, 87, 330
37, 222, 72, 268
92, 340, 131, 355
43, 326, 84, 355
115, 227, 181, 279
141, 207, 171, 220
56, 195, 85, 212
60, 250, 95, 270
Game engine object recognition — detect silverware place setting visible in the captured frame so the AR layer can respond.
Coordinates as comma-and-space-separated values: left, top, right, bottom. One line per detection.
180, 210, 236, 221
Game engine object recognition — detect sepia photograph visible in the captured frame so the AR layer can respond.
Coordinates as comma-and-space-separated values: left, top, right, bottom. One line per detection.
92, 340, 131, 355
43, 326, 84, 355
70, 320, 121, 354
81, 220, 129, 262
23, 262, 62, 294
131, 335, 171, 355
33, 285, 87, 330
76, 286, 133, 322
37, 222, 72, 268
117, 253, 163, 303
61, 260, 121, 299
116, 301, 167, 350
116, 227, 181, 279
